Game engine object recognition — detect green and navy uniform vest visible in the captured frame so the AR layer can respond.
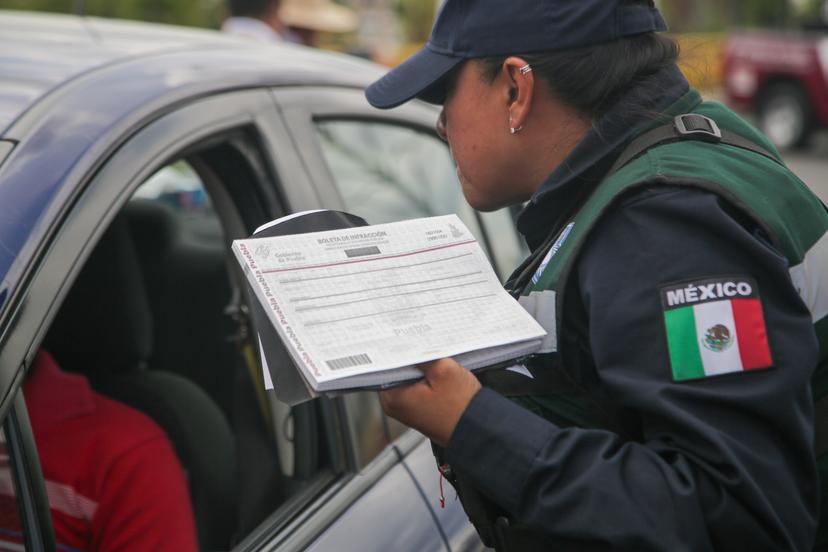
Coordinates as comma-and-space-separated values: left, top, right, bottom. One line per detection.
478, 99, 828, 548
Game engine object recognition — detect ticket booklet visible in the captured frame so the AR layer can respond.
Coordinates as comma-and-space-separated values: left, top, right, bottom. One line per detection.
231, 210, 546, 405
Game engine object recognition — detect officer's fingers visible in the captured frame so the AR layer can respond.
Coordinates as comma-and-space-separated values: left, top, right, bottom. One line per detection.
379, 380, 431, 419
419, 358, 465, 387
421, 358, 481, 396
381, 362, 481, 446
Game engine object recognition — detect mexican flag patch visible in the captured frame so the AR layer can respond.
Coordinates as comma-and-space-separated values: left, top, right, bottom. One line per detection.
661, 277, 773, 382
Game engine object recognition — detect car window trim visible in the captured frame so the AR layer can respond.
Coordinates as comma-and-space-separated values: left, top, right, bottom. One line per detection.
4, 390, 55, 552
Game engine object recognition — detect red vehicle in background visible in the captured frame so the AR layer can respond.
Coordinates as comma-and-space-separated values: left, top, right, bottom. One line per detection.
724, 16, 828, 150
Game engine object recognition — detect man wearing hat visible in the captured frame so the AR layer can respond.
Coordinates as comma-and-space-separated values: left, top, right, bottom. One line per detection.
370, 1, 828, 550
279, 0, 358, 46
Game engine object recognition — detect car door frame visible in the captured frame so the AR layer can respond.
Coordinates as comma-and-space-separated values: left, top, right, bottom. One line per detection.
0, 87, 359, 550
4, 393, 55, 552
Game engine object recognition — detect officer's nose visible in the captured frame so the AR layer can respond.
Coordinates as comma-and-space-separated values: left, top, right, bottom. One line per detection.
436, 109, 448, 143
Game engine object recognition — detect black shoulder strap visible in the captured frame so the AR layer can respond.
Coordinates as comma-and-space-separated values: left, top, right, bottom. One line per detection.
608, 113, 785, 176
507, 114, 783, 301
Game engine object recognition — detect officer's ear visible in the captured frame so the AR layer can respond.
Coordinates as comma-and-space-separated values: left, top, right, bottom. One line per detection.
502, 57, 535, 135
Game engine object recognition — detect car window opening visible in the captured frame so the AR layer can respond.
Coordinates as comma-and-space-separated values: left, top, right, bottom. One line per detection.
31, 156, 334, 551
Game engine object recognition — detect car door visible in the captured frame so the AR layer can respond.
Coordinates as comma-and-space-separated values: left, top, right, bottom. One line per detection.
271, 85, 523, 551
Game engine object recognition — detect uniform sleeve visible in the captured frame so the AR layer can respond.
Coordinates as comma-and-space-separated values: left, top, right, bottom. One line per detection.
90, 434, 199, 552
445, 186, 819, 551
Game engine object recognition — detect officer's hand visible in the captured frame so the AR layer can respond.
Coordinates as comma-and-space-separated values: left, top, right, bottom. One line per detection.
379, 358, 482, 447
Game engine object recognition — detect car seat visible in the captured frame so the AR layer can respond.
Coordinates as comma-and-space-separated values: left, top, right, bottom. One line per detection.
45, 214, 238, 550
123, 198, 289, 536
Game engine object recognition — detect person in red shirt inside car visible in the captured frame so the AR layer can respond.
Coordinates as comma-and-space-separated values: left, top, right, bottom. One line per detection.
0, 350, 198, 551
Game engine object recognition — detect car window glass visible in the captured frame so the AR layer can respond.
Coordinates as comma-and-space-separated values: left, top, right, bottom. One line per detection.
132, 160, 220, 231
133, 160, 207, 206
314, 120, 524, 281
314, 120, 468, 223
385, 415, 410, 443
0, 426, 27, 550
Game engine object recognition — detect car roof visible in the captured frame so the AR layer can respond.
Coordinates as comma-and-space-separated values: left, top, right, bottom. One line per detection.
0, 10, 392, 316
0, 9, 384, 135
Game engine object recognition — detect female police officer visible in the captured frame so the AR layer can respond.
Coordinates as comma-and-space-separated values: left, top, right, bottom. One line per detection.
367, 0, 828, 550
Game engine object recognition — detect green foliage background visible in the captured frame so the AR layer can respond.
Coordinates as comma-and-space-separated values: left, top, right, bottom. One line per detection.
394, 0, 435, 43
660, 0, 826, 31
0, 0, 224, 28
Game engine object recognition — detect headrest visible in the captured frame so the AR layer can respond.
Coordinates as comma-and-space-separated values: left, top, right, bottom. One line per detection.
45, 215, 153, 376
123, 200, 179, 296
124, 199, 178, 257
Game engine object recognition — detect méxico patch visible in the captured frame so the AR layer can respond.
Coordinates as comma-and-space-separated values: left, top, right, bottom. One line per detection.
661, 276, 773, 382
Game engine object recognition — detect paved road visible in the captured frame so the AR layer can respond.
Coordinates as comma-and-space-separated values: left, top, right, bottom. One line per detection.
786, 131, 828, 204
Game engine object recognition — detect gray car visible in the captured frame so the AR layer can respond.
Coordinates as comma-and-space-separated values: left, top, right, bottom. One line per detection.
0, 10, 529, 552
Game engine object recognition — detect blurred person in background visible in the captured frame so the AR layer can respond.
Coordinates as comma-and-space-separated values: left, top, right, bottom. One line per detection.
222, 0, 357, 47
222, 0, 297, 43
280, 0, 358, 47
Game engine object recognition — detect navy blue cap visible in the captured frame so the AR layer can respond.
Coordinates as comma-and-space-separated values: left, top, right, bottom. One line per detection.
366, 0, 668, 109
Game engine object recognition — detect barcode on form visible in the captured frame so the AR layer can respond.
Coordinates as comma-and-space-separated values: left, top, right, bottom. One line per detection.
326, 353, 373, 371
